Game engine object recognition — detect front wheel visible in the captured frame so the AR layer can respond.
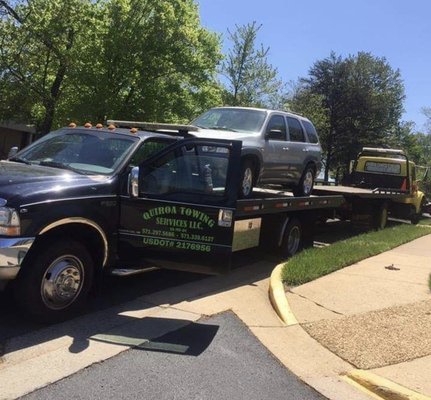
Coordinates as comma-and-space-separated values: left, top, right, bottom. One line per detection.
411, 198, 426, 225
293, 165, 315, 197
14, 239, 94, 322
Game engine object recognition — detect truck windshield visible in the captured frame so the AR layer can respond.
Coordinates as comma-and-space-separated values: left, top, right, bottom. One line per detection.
191, 108, 266, 133
14, 129, 138, 175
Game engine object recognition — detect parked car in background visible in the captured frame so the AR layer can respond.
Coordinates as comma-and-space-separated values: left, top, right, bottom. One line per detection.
191, 107, 322, 198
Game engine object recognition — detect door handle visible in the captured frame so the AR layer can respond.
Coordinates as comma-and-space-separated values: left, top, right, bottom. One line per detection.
282, 147, 289, 151
302, 148, 309, 152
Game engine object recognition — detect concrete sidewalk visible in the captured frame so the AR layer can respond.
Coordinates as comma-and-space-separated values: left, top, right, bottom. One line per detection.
272, 233, 431, 400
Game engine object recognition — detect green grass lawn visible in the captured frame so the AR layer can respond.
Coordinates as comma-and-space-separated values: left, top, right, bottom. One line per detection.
282, 224, 431, 286
419, 217, 431, 225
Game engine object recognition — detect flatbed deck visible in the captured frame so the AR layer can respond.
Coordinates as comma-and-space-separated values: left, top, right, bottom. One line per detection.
236, 188, 345, 217
312, 185, 411, 199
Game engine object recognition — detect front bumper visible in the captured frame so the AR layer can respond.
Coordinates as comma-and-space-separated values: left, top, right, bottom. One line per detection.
0, 237, 35, 280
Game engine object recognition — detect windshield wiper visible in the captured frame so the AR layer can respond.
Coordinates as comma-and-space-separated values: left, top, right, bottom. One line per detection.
39, 160, 85, 174
207, 126, 239, 132
9, 156, 32, 165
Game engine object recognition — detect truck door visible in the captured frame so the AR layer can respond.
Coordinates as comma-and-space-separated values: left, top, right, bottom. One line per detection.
119, 138, 241, 274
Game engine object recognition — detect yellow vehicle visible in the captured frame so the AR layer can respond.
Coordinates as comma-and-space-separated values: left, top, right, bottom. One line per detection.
345, 147, 428, 224
314, 147, 430, 228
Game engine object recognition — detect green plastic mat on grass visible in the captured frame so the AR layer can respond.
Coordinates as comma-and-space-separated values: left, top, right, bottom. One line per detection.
282, 224, 431, 286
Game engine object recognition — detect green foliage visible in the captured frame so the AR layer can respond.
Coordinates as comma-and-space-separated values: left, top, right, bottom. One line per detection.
389, 122, 431, 165
0, 0, 223, 133
68, 0, 223, 124
423, 107, 431, 134
291, 52, 405, 178
282, 224, 431, 286
0, 0, 96, 133
221, 21, 283, 108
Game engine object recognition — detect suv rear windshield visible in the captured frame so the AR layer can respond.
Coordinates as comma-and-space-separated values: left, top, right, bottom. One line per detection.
191, 108, 266, 134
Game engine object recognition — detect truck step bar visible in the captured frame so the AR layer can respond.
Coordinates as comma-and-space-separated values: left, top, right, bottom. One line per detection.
110, 267, 158, 277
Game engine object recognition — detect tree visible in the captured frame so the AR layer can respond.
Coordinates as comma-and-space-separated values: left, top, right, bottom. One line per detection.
294, 52, 405, 178
66, 0, 223, 124
221, 21, 283, 108
0, 0, 98, 134
422, 107, 431, 134
0, 0, 223, 134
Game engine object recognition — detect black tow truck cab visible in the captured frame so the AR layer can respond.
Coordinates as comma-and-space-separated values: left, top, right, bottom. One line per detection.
0, 122, 343, 322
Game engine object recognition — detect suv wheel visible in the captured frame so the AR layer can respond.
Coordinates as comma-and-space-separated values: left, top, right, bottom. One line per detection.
293, 165, 315, 197
239, 159, 254, 199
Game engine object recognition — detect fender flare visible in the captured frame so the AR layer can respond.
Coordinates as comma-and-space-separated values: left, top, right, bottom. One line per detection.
39, 217, 108, 266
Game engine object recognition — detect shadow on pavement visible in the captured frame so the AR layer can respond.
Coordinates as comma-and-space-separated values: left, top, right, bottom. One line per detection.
90, 317, 219, 357
0, 248, 275, 359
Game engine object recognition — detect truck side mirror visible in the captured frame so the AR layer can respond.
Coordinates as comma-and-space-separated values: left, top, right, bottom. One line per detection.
128, 166, 139, 197
8, 146, 19, 158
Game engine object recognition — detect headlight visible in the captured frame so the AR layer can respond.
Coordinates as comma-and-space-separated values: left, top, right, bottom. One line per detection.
0, 207, 20, 236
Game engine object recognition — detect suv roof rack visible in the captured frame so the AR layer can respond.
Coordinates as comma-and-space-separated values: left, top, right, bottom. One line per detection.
106, 120, 199, 136
285, 109, 304, 117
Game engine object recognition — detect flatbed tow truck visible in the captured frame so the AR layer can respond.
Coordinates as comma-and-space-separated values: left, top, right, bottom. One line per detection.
0, 122, 344, 322
0, 125, 425, 322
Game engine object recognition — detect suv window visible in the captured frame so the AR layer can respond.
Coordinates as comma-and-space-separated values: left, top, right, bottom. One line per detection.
302, 120, 319, 144
286, 117, 305, 142
265, 115, 286, 140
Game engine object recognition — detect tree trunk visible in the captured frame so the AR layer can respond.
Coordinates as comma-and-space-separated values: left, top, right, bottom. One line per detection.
39, 101, 56, 134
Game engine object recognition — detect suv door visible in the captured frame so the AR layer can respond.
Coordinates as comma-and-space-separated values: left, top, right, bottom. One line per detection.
119, 138, 241, 274
286, 116, 308, 181
261, 114, 289, 181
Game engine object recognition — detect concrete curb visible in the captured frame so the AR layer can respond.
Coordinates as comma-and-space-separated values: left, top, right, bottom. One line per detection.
268, 262, 431, 400
268, 263, 297, 326
345, 370, 431, 400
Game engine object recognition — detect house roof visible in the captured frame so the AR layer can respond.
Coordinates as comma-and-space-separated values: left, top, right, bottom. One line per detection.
0, 121, 35, 134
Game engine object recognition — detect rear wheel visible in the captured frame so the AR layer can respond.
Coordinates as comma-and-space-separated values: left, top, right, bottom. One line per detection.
374, 202, 388, 230
279, 218, 302, 258
14, 239, 94, 322
239, 159, 255, 199
293, 165, 315, 197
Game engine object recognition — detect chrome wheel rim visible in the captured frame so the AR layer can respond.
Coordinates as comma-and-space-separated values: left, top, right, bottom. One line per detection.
242, 167, 253, 196
287, 226, 301, 255
303, 171, 314, 195
40, 255, 84, 310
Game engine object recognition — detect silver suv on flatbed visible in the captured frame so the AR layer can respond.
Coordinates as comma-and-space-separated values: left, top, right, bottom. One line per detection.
191, 106, 322, 198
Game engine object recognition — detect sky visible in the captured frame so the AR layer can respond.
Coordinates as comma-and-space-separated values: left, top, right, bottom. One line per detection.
197, 0, 431, 130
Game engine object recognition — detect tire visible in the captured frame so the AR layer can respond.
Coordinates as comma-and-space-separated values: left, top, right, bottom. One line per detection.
238, 159, 254, 199
293, 165, 315, 197
14, 239, 94, 323
374, 202, 388, 230
279, 218, 302, 258
410, 198, 425, 225
410, 213, 421, 225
